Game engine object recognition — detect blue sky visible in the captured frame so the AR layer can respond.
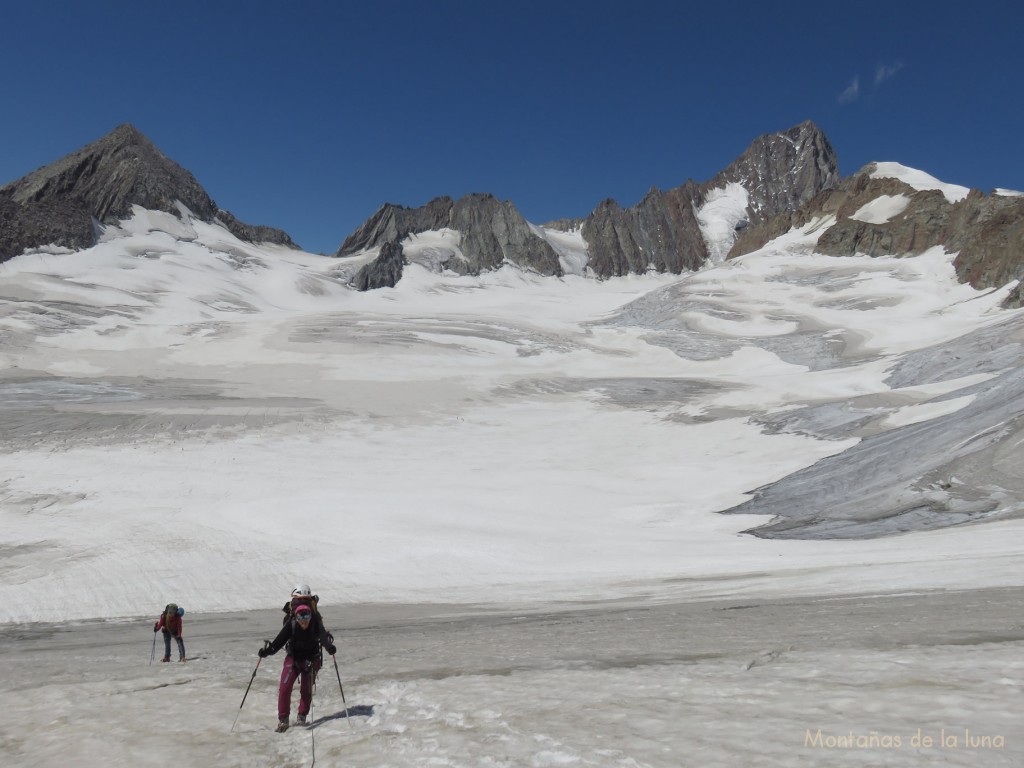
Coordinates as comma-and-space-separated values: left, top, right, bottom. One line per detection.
2, 1, 1021, 254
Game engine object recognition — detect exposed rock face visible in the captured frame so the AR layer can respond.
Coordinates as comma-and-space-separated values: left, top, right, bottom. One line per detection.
8, 124, 218, 221
707, 120, 841, 225
811, 170, 957, 258
0, 124, 296, 262
953, 194, 1024, 302
339, 121, 841, 286
582, 182, 709, 277
450, 193, 561, 275
722, 125, 844, 257
337, 197, 453, 256
731, 172, 909, 257
818, 175, 1024, 299
214, 209, 298, 249
338, 193, 562, 287
0, 192, 97, 258
352, 240, 406, 291
17, 120, 1017, 302
733, 163, 1024, 306
582, 121, 839, 278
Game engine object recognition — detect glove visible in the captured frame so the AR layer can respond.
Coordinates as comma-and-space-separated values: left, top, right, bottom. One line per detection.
258, 647, 269, 658
325, 643, 336, 655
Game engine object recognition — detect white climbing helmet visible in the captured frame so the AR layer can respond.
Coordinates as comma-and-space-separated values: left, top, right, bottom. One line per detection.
291, 584, 312, 598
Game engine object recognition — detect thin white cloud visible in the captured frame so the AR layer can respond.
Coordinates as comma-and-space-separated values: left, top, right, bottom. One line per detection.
838, 62, 903, 106
837, 76, 860, 104
875, 61, 905, 85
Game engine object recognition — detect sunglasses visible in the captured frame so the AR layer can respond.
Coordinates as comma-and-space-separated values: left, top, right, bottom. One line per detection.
295, 612, 312, 620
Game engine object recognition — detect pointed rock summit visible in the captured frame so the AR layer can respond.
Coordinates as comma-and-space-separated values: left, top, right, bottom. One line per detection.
0, 124, 296, 262
709, 120, 840, 222
9, 123, 219, 222
582, 121, 840, 277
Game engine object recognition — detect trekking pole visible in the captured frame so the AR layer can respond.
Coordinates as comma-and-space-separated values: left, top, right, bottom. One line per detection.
150, 631, 157, 665
331, 655, 353, 730
309, 678, 316, 768
231, 645, 268, 732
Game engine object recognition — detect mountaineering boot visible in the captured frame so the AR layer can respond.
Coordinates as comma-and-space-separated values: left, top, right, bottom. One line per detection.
297, 713, 307, 725
161, 656, 170, 662
178, 657, 186, 663
275, 719, 289, 733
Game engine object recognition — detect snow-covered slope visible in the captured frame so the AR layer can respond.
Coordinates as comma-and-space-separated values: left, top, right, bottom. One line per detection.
2, 199, 1024, 624
697, 182, 750, 262
870, 161, 970, 203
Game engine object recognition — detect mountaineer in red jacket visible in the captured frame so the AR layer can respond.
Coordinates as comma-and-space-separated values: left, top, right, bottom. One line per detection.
154, 603, 186, 662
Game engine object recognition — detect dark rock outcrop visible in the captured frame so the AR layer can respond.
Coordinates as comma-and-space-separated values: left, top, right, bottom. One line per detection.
337, 197, 453, 256
582, 183, 709, 277
352, 240, 406, 291
7, 124, 218, 221
582, 121, 840, 278
952, 193, 1024, 300
0, 192, 97, 258
729, 169, 919, 258
449, 193, 561, 276
0, 124, 296, 262
214, 209, 298, 249
337, 121, 841, 285
337, 193, 562, 287
707, 120, 841, 226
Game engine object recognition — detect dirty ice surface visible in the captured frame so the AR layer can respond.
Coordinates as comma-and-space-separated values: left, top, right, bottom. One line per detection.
0, 206, 1022, 765
2, 591, 1020, 768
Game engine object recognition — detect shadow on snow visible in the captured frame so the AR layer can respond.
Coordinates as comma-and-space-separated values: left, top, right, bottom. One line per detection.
309, 704, 375, 728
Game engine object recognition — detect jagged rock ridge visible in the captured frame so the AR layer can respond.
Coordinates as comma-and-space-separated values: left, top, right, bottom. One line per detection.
581, 182, 709, 277
343, 121, 840, 287
340, 193, 563, 280
0, 124, 297, 263
7, 122, 1021, 301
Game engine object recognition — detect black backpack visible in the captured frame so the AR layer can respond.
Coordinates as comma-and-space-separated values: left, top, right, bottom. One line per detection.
282, 595, 324, 629
281, 595, 333, 658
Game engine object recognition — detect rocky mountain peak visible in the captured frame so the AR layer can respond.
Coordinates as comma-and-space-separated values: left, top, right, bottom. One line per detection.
0, 124, 296, 263
728, 157, 1024, 306
6, 122, 218, 223
337, 122, 844, 287
579, 122, 839, 279
705, 120, 840, 224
